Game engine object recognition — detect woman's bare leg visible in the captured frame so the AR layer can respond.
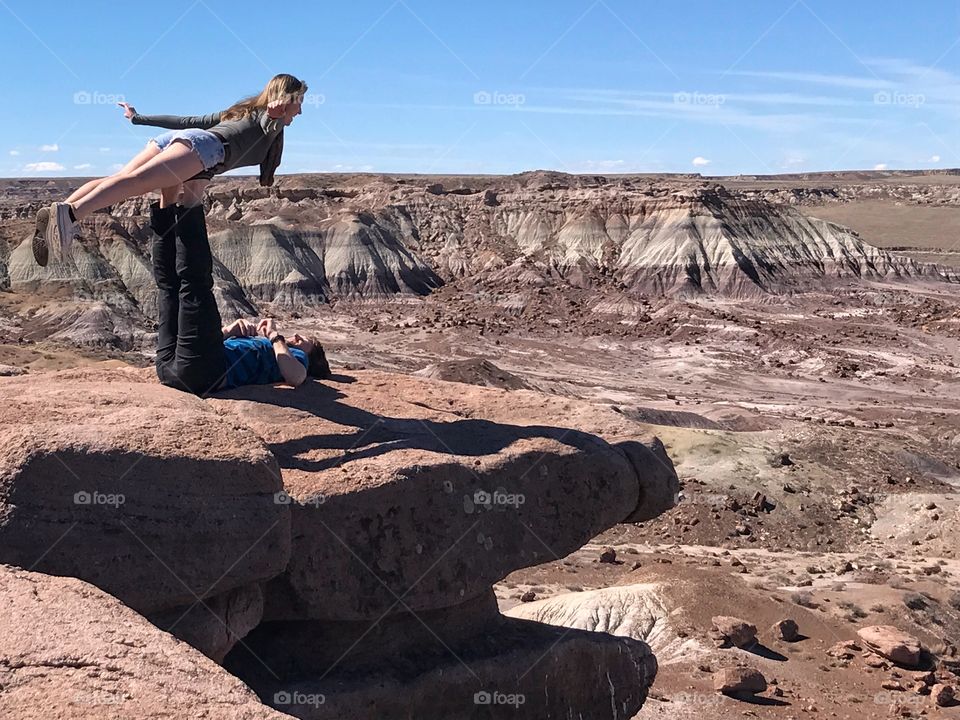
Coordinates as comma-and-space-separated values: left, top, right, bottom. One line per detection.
181, 179, 210, 207
65, 142, 161, 205
159, 183, 182, 208
70, 141, 204, 221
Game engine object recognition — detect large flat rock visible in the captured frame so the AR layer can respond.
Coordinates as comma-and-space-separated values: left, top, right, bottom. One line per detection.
211, 370, 677, 620
0, 368, 290, 614
0, 564, 291, 720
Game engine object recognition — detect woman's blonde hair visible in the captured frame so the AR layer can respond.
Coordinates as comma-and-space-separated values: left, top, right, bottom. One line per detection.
221, 73, 308, 121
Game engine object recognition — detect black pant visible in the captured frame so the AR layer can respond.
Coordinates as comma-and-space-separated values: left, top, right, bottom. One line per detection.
151, 202, 227, 396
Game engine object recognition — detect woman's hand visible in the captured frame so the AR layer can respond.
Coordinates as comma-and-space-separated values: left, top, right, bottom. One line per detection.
257, 318, 277, 338
266, 99, 287, 119
223, 318, 258, 338
117, 102, 137, 120
236, 319, 258, 337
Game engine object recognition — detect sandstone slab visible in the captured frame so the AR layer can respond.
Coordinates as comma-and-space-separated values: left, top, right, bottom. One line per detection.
0, 369, 290, 614
0, 564, 290, 720
211, 370, 677, 621
857, 625, 923, 668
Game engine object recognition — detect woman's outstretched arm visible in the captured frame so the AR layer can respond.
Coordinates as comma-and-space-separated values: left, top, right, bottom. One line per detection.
119, 102, 221, 129
131, 111, 222, 129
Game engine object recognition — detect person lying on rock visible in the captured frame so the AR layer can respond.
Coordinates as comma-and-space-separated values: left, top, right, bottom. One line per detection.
220, 316, 330, 390
150, 200, 329, 395
32, 73, 307, 267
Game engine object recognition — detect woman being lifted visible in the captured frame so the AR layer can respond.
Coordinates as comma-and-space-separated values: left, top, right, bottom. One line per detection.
33, 72, 306, 265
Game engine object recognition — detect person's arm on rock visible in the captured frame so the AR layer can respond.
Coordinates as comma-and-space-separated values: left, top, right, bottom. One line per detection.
269, 333, 307, 387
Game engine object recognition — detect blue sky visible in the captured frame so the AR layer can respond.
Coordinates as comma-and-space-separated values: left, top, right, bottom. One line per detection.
2, 0, 960, 177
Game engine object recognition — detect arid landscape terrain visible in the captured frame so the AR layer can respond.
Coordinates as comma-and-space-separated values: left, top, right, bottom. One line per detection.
2, 169, 960, 718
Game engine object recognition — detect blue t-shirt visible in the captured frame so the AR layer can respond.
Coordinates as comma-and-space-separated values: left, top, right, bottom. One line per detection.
221, 336, 309, 390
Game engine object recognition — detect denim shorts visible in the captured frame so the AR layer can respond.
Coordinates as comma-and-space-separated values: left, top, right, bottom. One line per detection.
152, 128, 225, 171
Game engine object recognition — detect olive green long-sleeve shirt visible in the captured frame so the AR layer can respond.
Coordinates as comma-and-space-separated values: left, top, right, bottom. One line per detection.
132, 108, 284, 186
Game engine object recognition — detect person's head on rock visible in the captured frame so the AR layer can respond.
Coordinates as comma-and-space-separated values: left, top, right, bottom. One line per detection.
288, 333, 332, 379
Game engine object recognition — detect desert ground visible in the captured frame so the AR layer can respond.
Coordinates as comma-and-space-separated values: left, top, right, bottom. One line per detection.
2, 170, 959, 718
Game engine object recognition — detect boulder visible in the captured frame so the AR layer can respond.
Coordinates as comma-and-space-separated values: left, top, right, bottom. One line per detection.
616, 436, 679, 522
771, 618, 800, 642
148, 583, 265, 663
710, 616, 758, 649
0, 564, 290, 720
827, 640, 861, 659
714, 666, 767, 695
210, 371, 677, 621
931, 684, 955, 707
0, 369, 291, 614
857, 625, 923, 668
227, 590, 657, 720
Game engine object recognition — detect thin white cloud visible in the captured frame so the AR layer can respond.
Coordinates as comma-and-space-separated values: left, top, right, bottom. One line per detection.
930, 155, 941, 163
39, 144, 59, 152
726, 70, 894, 90
347, 96, 873, 135
574, 159, 628, 173
692, 157, 711, 167
562, 88, 859, 109
73, 163, 93, 170
330, 163, 375, 172
8, 150, 19, 156
99, 147, 111, 152
780, 152, 807, 168
24, 162, 65, 172
874, 163, 888, 170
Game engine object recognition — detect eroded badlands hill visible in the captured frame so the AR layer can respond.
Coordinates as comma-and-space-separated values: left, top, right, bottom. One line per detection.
1, 172, 957, 347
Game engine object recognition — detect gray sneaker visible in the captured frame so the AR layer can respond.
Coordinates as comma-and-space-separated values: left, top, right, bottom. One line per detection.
31, 207, 50, 266
45, 202, 77, 264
